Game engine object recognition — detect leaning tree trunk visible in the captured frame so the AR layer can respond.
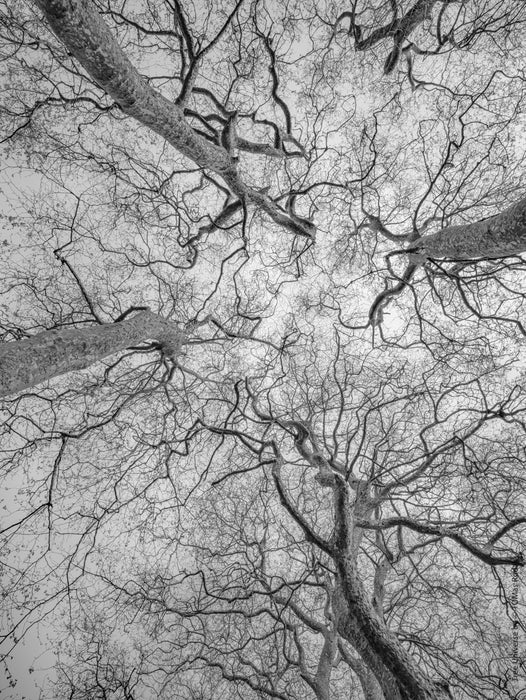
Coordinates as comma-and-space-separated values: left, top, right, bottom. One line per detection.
332, 479, 453, 700
334, 589, 404, 700
415, 196, 526, 260
0, 310, 182, 397
33, 0, 232, 174
335, 567, 452, 700
32, 0, 314, 239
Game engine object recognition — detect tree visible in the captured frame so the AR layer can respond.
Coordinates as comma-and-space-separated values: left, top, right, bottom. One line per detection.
1, 1, 525, 699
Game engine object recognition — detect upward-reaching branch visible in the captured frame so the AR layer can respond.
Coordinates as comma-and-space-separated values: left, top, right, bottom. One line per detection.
32, 0, 315, 239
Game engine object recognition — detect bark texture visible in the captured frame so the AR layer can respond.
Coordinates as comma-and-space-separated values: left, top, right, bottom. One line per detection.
33, 0, 231, 172
32, 0, 314, 239
416, 196, 526, 259
334, 588, 404, 700
333, 479, 453, 700
335, 570, 452, 700
0, 310, 181, 397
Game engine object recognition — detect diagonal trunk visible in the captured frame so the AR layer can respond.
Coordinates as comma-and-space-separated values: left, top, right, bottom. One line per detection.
335, 565, 452, 700
0, 310, 181, 397
32, 0, 314, 239
339, 638, 385, 700
33, 0, 231, 173
416, 196, 526, 260
334, 586, 403, 700
333, 479, 453, 700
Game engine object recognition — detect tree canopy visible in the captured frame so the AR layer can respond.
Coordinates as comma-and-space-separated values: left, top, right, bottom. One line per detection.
0, 1, 525, 699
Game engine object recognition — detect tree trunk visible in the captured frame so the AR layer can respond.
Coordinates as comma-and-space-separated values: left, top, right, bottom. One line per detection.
333, 480, 453, 700
0, 310, 181, 397
334, 587, 404, 700
335, 569, 452, 700
33, 0, 231, 173
32, 0, 314, 239
416, 196, 526, 259
360, 667, 386, 700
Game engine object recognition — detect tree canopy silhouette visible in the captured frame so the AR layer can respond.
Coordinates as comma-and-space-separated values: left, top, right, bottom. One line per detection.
0, 1, 525, 699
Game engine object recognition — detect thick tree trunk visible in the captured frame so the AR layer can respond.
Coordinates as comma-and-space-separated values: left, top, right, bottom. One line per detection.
33, 0, 232, 173
335, 567, 452, 700
333, 480, 452, 700
416, 196, 526, 259
334, 588, 404, 700
0, 310, 181, 397
32, 0, 314, 239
